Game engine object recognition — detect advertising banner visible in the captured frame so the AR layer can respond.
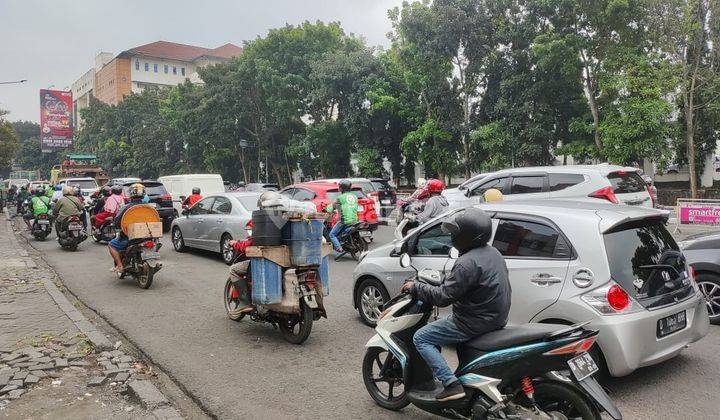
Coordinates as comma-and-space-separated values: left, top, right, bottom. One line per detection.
39, 89, 73, 151
678, 200, 720, 225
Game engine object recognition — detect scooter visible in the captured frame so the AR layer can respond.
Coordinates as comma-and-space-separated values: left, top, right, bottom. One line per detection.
117, 237, 162, 289
362, 251, 622, 420
324, 220, 370, 261
56, 215, 88, 251
31, 213, 52, 241
92, 218, 116, 243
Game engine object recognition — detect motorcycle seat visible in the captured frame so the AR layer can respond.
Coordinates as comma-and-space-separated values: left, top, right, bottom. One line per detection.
459, 323, 567, 352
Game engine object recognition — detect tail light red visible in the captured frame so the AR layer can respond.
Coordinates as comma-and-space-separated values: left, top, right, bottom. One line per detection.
544, 336, 597, 355
588, 186, 619, 204
38, 214, 47, 219
304, 270, 317, 289
161, 194, 172, 200
607, 284, 629, 311
646, 185, 656, 207
143, 240, 155, 248
690, 266, 696, 281
245, 220, 253, 232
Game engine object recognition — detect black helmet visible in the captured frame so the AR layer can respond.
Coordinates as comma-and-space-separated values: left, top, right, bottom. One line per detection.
111, 185, 123, 195
34, 188, 44, 197
441, 208, 492, 254
101, 186, 111, 197
192, 187, 201, 195
73, 185, 82, 196
338, 179, 352, 193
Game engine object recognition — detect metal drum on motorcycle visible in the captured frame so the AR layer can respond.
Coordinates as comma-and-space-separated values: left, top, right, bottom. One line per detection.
251, 209, 285, 246
281, 219, 323, 266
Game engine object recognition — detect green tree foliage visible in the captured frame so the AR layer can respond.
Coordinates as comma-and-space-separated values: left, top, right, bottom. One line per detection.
0, 110, 20, 173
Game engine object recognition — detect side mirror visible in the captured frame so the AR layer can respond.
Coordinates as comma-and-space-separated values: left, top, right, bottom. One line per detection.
399, 253, 411, 268
449, 247, 459, 259
181, 208, 189, 216
179, 195, 186, 202
464, 188, 472, 197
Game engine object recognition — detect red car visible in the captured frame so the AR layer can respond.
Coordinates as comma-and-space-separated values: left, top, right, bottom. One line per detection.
280, 181, 379, 228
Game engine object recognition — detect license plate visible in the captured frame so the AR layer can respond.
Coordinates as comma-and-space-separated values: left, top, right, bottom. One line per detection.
657, 310, 686, 338
567, 353, 599, 381
359, 230, 372, 237
141, 250, 160, 260
68, 223, 83, 231
381, 200, 390, 205
38, 220, 50, 225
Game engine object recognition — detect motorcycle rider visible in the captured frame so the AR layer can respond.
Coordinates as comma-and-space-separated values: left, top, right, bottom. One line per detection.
51, 185, 84, 233
412, 178, 448, 224
16, 185, 29, 215
183, 187, 202, 208
326, 179, 359, 256
23, 188, 51, 231
400, 208, 511, 402
93, 186, 124, 230
108, 183, 145, 272
51, 184, 64, 203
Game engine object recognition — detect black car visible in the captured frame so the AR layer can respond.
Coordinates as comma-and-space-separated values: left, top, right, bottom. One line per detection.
122, 181, 175, 232
369, 178, 396, 217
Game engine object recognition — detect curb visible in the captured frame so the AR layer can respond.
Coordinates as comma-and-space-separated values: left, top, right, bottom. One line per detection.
128, 380, 182, 419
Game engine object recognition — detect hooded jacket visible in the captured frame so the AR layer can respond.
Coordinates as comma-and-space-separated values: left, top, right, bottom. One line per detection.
412, 245, 512, 336
415, 194, 449, 224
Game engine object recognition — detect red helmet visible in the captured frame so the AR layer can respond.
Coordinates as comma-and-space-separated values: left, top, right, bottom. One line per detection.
426, 179, 445, 194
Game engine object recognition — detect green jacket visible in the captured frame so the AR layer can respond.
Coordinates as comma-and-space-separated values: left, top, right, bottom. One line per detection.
330, 192, 359, 224
31, 196, 50, 216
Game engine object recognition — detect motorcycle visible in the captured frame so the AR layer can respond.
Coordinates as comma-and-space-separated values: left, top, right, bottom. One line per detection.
117, 237, 162, 289
223, 252, 326, 344
31, 213, 52, 241
323, 218, 371, 261
91, 217, 116, 243
362, 251, 622, 420
56, 215, 88, 251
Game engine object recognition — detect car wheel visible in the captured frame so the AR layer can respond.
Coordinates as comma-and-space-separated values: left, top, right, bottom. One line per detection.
696, 273, 720, 325
172, 227, 186, 252
357, 278, 390, 327
221, 234, 234, 265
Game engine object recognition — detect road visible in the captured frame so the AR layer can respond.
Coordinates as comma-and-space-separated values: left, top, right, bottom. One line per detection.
15, 221, 720, 419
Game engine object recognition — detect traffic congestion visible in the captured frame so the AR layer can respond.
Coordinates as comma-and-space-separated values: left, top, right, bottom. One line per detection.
2, 165, 718, 420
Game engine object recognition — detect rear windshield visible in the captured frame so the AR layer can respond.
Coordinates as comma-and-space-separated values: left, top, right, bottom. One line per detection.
371, 180, 391, 191
604, 219, 693, 306
68, 180, 98, 189
607, 172, 646, 194
353, 181, 374, 194
326, 189, 366, 201
124, 183, 167, 196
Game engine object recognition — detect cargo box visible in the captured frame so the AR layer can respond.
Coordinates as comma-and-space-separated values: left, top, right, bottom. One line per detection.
250, 258, 283, 304
126, 221, 163, 239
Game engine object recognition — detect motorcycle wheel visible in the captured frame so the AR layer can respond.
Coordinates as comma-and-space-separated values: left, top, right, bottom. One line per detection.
135, 261, 155, 289
531, 381, 601, 420
362, 347, 409, 410
348, 232, 367, 261
223, 278, 246, 321
278, 301, 313, 345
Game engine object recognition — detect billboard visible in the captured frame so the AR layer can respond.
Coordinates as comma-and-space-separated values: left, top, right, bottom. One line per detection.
40, 89, 73, 151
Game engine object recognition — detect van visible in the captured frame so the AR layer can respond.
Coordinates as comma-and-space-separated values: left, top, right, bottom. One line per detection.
157, 174, 224, 216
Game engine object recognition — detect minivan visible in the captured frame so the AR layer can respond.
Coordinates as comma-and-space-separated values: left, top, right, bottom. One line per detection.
157, 174, 225, 216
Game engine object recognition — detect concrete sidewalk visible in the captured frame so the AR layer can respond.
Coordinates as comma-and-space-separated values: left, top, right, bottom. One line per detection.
0, 210, 181, 419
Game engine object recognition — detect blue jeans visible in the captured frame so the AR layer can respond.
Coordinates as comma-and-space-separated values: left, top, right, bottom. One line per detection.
329, 220, 345, 251
413, 315, 473, 386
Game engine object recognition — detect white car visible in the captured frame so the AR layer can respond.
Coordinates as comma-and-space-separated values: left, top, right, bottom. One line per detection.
158, 174, 225, 217
59, 177, 99, 199
445, 164, 654, 209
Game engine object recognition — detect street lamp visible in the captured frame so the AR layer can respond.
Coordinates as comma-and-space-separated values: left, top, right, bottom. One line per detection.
0, 79, 27, 85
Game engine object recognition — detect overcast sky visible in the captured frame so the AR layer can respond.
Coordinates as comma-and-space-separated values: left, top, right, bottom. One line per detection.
0, 0, 403, 122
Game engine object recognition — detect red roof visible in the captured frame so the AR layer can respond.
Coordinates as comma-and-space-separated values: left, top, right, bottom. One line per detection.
120, 41, 242, 62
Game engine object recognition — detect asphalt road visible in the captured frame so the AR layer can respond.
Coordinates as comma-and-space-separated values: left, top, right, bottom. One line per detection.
15, 221, 720, 420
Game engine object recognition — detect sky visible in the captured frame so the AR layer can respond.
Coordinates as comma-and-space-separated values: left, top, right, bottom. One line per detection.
0, 0, 403, 122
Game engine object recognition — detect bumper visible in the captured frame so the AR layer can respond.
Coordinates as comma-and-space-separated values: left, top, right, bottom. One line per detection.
157, 207, 174, 219
536, 292, 709, 377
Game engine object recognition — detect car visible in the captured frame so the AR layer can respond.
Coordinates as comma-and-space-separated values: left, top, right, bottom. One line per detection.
122, 181, 175, 231
107, 177, 141, 186
170, 192, 260, 264
352, 200, 709, 377
59, 177, 99, 199
241, 183, 280, 192
28, 181, 51, 192
308, 178, 390, 217
678, 231, 720, 325
158, 174, 225, 218
443, 173, 493, 208
280, 181, 379, 227
368, 178, 396, 218
449, 164, 655, 210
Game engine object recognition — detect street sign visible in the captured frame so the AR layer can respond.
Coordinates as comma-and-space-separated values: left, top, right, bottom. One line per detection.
677, 199, 720, 226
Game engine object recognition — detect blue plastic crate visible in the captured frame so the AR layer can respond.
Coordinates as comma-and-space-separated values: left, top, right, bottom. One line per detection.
282, 219, 324, 266
250, 258, 283, 304
319, 255, 330, 296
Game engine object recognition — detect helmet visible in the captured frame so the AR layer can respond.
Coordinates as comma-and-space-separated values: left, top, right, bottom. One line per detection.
192, 187, 201, 195
55, 184, 63, 191
101, 186, 111, 197
73, 185, 82, 196
129, 183, 145, 199
338, 179, 352, 193
426, 179, 445, 194
257, 191, 282, 208
111, 185, 123, 195
441, 208, 492, 254
483, 188, 503, 203
34, 188, 44, 197
417, 178, 427, 188
62, 185, 74, 196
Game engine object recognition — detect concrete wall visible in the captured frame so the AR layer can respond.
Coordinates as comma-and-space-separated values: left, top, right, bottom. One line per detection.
129, 56, 195, 88
94, 57, 131, 105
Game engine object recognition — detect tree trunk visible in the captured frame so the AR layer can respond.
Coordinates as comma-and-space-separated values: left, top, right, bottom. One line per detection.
685, 110, 697, 198
238, 147, 249, 184
580, 52, 602, 152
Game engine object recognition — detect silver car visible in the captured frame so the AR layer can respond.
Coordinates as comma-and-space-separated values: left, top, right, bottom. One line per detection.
678, 232, 720, 324
170, 192, 260, 264
352, 201, 709, 377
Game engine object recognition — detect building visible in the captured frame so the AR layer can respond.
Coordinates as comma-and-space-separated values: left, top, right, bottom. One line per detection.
70, 40, 242, 113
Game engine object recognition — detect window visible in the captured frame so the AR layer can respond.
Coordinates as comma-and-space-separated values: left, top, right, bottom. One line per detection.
173, 66, 177, 75
153, 63, 158, 73
144, 62, 149, 71
135, 60, 139, 70
190, 198, 214, 215
211, 196, 232, 214
326, 188, 366, 201
510, 176, 544, 194
548, 173, 585, 192
293, 188, 315, 201
413, 224, 453, 256
164, 64, 168, 74
181, 67, 185, 76
471, 177, 508, 197
492, 219, 559, 258
280, 188, 295, 198
607, 172, 647, 194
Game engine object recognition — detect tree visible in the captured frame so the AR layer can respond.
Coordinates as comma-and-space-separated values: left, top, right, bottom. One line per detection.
0, 110, 19, 173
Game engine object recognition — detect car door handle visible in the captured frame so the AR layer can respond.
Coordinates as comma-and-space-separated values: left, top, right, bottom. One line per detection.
530, 273, 563, 287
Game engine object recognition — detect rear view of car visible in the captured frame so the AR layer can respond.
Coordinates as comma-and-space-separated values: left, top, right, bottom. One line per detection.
589, 169, 655, 208
369, 178, 396, 217
123, 181, 175, 231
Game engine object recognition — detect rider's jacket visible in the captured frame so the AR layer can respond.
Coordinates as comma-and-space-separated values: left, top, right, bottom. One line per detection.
335, 192, 359, 225
412, 245, 512, 336
31, 196, 50, 216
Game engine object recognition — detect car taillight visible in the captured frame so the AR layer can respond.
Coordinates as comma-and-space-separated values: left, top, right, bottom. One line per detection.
690, 266, 696, 281
161, 194, 172, 200
245, 220, 253, 235
581, 281, 643, 315
143, 240, 155, 248
646, 185, 656, 207
607, 284, 629, 311
544, 336, 597, 356
588, 186, 618, 204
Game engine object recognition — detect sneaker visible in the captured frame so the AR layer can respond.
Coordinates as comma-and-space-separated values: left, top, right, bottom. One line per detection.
436, 381, 465, 401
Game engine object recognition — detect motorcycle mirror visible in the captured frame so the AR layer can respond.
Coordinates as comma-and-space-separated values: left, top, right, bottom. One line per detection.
449, 247, 459, 259
399, 253, 411, 268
